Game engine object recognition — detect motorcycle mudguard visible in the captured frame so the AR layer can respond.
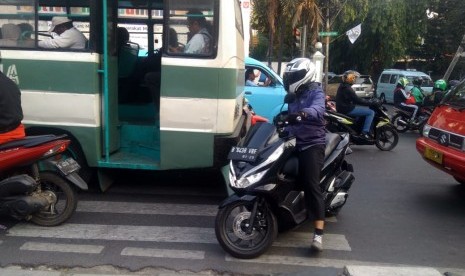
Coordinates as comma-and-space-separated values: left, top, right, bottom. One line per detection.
218, 194, 256, 208
42, 159, 88, 190
64, 172, 88, 191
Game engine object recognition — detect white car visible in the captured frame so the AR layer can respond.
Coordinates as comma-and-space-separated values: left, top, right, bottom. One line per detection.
376, 69, 433, 103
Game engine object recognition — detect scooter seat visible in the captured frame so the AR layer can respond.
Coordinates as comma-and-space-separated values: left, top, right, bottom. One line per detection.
0, 134, 68, 151
325, 132, 342, 159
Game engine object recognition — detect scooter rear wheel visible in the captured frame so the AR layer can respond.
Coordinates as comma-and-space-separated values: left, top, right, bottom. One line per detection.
30, 172, 78, 226
391, 114, 409, 133
215, 200, 277, 259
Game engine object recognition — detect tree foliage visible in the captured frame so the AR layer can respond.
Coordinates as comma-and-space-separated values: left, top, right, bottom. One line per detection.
250, 0, 465, 79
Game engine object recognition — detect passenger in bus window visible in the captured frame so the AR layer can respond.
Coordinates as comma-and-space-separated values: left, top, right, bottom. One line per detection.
170, 10, 211, 54
17, 23, 34, 47
0, 24, 21, 47
38, 16, 87, 49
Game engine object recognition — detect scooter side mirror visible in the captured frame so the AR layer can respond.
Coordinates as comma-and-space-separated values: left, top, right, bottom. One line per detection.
284, 93, 296, 104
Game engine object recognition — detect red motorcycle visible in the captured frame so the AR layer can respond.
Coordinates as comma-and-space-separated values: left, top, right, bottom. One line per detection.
0, 134, 87, 226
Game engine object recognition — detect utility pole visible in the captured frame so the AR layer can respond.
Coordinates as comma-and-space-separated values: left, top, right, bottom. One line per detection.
443, 33, 465, 81
324, 3, 330, 91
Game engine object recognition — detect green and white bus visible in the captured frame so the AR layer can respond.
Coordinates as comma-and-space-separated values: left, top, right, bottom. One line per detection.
0, 0, 247, 190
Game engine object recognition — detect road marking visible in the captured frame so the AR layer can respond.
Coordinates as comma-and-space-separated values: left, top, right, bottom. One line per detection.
121, 247, 205, 259
274, 233, 351, 251
20, 242, 104, 254
77, 201, 218, 216
8, 223, 217, 244
226, 254, 438, 271
8, 223, 348, 251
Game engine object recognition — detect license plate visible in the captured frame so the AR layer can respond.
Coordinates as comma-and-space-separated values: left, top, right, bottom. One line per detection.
424, 147, 443, 164
228, 146, 259, 162
56, 158, 81, 175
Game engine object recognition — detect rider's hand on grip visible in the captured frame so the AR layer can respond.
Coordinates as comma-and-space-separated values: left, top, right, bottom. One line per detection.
287, 113, 302, 124
278, 129, 289, 138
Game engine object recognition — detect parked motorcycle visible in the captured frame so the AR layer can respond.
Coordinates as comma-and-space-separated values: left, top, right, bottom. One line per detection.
215, 104, 355, 259
391, 106, 433, 134
0, 134, 88, 226
324, 99, 399, 151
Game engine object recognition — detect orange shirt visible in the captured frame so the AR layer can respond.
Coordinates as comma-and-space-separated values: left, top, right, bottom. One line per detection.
0, 124, 25, 144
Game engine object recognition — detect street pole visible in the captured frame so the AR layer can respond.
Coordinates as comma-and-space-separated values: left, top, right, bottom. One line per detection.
324, 4, 330, 92
301, 25, 307, 57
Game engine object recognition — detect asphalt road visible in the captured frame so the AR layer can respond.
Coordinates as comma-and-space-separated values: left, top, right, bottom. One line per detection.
1, 126, 465, 275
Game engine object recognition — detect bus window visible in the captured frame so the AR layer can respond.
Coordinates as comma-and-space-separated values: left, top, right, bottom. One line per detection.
0, 1, 35, 48
37, 1, 90, 50
166, 0, 217, 57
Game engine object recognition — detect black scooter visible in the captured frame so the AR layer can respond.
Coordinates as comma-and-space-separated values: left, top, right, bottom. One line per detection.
215, 96, 355, 259
325, 100, 399, 151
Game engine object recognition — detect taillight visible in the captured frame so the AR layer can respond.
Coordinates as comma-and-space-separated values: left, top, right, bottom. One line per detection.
42, 143, 68, 158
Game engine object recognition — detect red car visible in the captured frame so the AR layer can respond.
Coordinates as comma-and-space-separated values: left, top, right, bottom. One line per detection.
416, 81, 465, 185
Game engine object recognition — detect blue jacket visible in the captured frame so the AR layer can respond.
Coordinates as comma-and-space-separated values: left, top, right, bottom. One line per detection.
287, 82, 326, 150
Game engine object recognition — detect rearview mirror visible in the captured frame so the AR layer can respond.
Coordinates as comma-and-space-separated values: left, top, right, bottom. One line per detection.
284, 93, 296, 104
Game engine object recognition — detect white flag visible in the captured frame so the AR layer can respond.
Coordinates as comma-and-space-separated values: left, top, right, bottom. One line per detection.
346, 24, 361, 44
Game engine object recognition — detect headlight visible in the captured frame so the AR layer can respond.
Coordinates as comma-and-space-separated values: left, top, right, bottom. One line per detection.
230, 144, 284, 189
233, 170, 268, 188
422, 124, 431, 137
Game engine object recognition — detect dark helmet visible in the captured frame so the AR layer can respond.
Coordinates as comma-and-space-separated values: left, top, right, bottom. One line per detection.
283, 58, 316, 93
342, 70, 360, 85
448, 79, 460, 88
412, 77, 423, 86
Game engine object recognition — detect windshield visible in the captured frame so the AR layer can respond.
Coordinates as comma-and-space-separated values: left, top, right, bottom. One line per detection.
443, 81, 465, 107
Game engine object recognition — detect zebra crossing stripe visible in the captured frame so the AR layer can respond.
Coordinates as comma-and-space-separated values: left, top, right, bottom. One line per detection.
77, 201, 218, 216
274, 232, 351, 251
121, 247, 205, 259
8, 223, 217, 244
8, 223, 347, 251
20, 242, 104, 254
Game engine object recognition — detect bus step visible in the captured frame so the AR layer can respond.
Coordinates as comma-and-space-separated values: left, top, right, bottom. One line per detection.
98, 150, 160, 170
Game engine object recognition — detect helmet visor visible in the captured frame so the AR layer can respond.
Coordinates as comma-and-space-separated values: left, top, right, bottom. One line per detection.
283, 69, 307, 92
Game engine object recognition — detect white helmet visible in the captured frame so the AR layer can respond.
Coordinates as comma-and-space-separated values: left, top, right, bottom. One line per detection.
283, 58, 317, 93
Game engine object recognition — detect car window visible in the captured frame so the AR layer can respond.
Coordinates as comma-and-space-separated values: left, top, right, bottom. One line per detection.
389, 75, 398, 84
380, 74, 390, 83
356, 76, 372, 85
328, 75, 342, 84
245, 66, 271, 86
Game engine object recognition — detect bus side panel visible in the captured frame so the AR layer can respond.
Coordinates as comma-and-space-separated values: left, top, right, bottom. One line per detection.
160, 131, 214, 169
0, 51, 110, 167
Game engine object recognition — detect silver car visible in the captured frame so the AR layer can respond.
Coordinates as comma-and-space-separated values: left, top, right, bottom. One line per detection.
326, 74, 374, 99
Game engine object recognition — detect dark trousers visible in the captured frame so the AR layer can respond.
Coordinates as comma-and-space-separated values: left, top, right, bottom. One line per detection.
297, 144, 325, 221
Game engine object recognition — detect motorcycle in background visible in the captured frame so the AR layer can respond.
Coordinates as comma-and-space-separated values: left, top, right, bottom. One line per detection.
0, 134, 88, 226
215, 96, 355, 259
391, 106, 433, 134
325, 99, 399, 151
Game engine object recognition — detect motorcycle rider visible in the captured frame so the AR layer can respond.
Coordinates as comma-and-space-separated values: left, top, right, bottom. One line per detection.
410, 77, 425, 105
394, 77, 418, 122
335, 70, 374, 140
424, 79, 448, 107
282, 58, 326, 252
0, 70, 25, 144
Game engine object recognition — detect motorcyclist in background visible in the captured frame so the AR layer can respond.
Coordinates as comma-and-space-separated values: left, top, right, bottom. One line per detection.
410, 77, 425, 106
393, 77, 418, 123
424, 79, 448, 107
335, 70, 374, 140
282, 58, 326, 252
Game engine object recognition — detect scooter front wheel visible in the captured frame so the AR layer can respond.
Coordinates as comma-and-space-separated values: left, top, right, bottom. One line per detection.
30, 172, 78, 226
375, 125, 399, 151
215, 200, 277, 259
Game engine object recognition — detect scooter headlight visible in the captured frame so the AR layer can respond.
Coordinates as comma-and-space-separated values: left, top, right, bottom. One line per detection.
233, 170, 267, 188
229, 144, 284, 189
422, 124, 431, 137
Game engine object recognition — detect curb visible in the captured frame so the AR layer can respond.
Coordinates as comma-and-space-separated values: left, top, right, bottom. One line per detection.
343, 265, 444, 276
